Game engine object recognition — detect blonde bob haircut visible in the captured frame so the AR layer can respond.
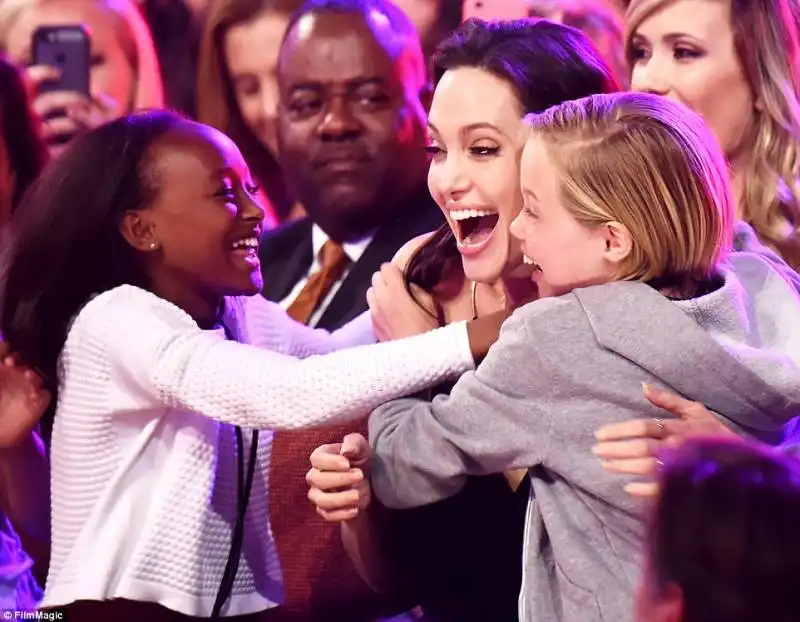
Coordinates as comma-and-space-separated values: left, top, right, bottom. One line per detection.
525, 92, 734, 287
626, 0, 800, 270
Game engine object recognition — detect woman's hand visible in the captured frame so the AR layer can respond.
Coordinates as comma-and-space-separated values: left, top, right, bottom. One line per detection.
0, 344, 51, 448
307, 433, 372, 522
592, 384, 734, 497
367, 263, 438, 342
27, 65, 120, 156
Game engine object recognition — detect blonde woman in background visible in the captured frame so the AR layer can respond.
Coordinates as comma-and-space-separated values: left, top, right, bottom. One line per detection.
196, 0, 302, 225
626, 0, 800, 269
592, 0, 800, 490
0, 0, 164, 155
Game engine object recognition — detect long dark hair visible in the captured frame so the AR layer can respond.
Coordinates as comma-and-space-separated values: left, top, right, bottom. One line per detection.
649, 437, 800, 622
0, 54, 48, 213
1, 110, 184, 389
404, 18, 621, 312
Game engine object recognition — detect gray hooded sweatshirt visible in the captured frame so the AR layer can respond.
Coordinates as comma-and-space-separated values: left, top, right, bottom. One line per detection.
368, 247, 800, 622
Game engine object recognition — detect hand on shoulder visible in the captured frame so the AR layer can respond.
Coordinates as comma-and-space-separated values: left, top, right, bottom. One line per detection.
368, 232, 441, 342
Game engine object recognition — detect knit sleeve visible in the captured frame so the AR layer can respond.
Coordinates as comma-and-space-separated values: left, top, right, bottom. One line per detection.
237, 294, 377, 356
71, 286, 475, 430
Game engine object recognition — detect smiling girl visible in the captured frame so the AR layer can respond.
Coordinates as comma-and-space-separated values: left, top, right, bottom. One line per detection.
0, 110, 505, 619
626, 0, 800, 269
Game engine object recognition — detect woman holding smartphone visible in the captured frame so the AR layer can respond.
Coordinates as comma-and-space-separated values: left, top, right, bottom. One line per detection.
0, 0, 163, 156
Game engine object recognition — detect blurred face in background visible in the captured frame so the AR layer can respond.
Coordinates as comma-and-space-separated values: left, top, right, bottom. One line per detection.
224, 8, 290, 155
276, 10, 429, 240
628, 0, 755, 161
392, 0, 438, 46
461, 0, 529, 20
6, 0, 135, 110
527, 0, 627, 86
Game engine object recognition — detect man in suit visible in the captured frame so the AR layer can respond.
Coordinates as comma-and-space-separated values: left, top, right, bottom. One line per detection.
258, 0, 442, 620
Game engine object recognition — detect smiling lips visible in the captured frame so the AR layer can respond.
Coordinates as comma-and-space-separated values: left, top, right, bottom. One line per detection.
230, 236, 260, 268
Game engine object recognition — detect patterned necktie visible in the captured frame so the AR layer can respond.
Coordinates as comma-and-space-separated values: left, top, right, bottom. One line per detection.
286, 239, 350, 325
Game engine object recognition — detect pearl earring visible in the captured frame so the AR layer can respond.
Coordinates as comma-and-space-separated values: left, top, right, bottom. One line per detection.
150, 242, 157, 249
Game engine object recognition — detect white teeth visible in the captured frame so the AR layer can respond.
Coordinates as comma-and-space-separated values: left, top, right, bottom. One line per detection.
523, 254, 542, 270
232, 237, 259, 250
450, 209, 496, 221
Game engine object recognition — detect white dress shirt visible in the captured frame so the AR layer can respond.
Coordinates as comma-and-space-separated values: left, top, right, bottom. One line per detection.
279, 224, 374, 327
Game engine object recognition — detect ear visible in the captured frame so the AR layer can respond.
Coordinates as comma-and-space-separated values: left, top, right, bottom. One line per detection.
600, 221, 632, 267
654, 582, 684, 622
419, 82, 434, 114
119, 210, 159, 252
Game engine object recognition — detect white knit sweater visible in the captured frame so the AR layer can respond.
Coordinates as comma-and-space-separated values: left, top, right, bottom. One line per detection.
42, 285, 475, 617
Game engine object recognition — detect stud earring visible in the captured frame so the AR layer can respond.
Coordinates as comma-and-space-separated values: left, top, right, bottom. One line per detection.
150, 242, 157, 249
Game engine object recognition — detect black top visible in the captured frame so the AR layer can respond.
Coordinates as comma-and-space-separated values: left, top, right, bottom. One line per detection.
380, 381, 528, 622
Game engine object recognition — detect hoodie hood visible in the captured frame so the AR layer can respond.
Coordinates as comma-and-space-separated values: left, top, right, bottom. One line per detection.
675, 251, 800, 435
575, 250, 800, 441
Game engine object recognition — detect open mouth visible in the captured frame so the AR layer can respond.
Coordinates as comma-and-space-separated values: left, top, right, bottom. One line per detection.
450, 209, 501, 249
230, 236, 260, 267
523, 254, 543, 274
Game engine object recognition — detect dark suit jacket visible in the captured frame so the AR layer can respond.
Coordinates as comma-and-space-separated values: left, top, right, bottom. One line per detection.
258, 187, 443, 331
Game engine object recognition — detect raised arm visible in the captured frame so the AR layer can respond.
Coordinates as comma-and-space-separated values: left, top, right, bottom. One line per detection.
73, 287, 506, 431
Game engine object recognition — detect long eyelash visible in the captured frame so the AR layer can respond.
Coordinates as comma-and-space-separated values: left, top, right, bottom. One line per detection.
214, 188, 235, 198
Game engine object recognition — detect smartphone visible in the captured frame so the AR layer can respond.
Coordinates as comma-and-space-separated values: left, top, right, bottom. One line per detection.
32, 25, 90, 95
462, 0, 531, 20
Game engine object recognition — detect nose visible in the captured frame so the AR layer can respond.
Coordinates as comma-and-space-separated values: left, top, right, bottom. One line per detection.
509, 211, 524, 241
630, 58, 670, 96
432, 152, 470, 202
242, 189, 267, 226
318, 96, 361, 141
